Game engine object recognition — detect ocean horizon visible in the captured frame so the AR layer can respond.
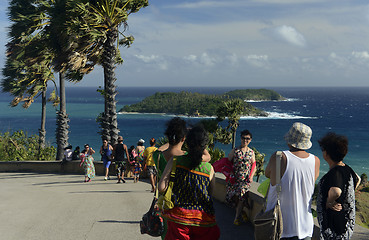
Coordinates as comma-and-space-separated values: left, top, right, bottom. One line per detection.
1, 86, 368, 179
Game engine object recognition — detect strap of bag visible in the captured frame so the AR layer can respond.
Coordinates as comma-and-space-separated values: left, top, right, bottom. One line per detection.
154, 153, 160, 199
275, 151, 282, 201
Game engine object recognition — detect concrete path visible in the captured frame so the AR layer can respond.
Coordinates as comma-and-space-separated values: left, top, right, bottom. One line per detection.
1, 172, 368, 240
0, 173, 252, 240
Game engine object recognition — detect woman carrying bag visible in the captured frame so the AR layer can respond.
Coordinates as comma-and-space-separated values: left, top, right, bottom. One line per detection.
158, 125, 220, 240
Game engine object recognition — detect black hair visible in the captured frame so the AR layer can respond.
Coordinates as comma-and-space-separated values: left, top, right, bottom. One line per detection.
137, 141, 144, 146
150, 138, 156, 146
186, 125, 208, 170
240, 129, 252, 139
318, 132, 348, 163
165, 117, 187, 145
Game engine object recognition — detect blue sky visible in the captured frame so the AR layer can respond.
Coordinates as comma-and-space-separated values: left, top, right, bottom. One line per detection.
1, 0, 369, 87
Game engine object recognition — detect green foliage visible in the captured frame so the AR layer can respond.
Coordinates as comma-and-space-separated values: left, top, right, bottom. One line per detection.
0, 130, 56, 161
223, 89, 286, 101
120, 91, 266, 117
208, 147, 225, 164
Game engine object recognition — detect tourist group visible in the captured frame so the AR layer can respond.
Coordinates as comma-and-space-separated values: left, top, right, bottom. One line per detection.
62, 117, 361, 240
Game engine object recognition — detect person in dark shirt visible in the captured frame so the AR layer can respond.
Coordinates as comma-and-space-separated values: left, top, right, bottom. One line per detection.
317, 132, 361, 240
113, 136, 130, 183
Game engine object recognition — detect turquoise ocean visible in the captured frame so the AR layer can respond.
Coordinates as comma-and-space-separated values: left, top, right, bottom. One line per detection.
1, 87, 369, 178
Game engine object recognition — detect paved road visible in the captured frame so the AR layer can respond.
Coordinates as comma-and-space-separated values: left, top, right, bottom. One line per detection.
1, 172, 368, 240
0, 173, 253, 240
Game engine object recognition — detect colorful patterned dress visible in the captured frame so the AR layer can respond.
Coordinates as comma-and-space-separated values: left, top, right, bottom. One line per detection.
225, 147, 254, 206
81, 154, 95, 179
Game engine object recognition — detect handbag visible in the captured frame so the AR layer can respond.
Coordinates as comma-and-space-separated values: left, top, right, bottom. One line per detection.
254, 151, 283, 240
140, 172, 165, 237
157, 155, 176, 210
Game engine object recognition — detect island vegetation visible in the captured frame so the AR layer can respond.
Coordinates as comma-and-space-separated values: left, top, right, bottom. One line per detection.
224, 89, 286, 101
120, 89, 284, 117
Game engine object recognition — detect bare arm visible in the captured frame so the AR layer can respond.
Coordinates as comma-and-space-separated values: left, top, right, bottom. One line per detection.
249, 151, 256, 182
314, 156, 320, 182
158, 157, 174, 193
124, 144, 130, 161
326, 187, 342, 211
89, 148, 95, 155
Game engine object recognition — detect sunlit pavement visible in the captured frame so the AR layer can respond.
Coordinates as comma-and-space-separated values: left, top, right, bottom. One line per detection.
0, 173, 254, 240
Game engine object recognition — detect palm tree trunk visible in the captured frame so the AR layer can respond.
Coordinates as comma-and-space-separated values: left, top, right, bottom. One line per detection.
102, 28, 119, 145
38, 87, 47, 158
56, 72, 69, 160
232, 130, 236, 149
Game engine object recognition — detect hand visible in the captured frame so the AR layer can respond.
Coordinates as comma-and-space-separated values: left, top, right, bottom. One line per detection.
326, 201, 342, 211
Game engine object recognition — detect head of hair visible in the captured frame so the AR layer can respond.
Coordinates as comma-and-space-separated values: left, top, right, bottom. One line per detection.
137, 141, 143, 146
186, 125, 209, 169
318, 132, 348, 162
240, 129, 252, 139
150, 138, 156, 146
75, 146, 80, 150
81, 149, 87, 154
165, 117, 187, 145
129, 145, 135, 151
118, 136, 123, 143
84, 144, 89, 148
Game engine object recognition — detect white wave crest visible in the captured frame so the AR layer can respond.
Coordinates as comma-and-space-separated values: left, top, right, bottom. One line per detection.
246, 98, 299, 103
240, 111, 317, 120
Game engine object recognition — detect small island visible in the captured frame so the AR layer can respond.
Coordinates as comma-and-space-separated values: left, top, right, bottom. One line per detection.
119, 89, 285, 117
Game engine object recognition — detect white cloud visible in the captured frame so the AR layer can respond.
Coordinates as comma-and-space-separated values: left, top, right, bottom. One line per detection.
272, 25, 307, 47
352, 51, 369, 60
134, 54, 168, 70
244, 54, 269, 68
183, 55, 197, 62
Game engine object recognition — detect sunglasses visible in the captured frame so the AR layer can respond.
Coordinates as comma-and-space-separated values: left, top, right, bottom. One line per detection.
241, 136, 251, 140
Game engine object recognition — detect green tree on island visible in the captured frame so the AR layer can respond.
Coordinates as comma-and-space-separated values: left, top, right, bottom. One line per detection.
216, 98, 244, 149
66, 0, 148, 145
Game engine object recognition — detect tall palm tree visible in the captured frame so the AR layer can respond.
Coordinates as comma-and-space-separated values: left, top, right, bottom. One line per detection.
2, 0, 92, 160
67, 0, 148, 145
2, 0, 57, 154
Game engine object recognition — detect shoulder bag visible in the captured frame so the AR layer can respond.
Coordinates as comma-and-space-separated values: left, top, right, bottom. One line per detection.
157, 155, 176, 210
139, 156, 165, 237
253, 151, 283, 240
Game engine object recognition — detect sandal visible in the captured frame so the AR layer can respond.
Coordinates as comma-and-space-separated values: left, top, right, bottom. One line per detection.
233, 219, 241, 226
242, 212, 249, 222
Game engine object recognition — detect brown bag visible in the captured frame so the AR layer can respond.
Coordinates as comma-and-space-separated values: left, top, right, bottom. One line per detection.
254, 151, 283, 240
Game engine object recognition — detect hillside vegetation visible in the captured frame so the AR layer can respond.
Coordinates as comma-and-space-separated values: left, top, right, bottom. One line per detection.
120, 89, 284, 116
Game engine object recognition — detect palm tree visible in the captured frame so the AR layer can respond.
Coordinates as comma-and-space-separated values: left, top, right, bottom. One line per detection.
67, 0, 148, 145
2, 0, 93, 160
216, 98, 245, 149
2, 0, 57, 156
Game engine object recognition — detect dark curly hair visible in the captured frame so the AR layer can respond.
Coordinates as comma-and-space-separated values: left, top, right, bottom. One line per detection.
240, 129, 252, 139
186, 125, 208, 169
165, 117, 187, 145
318, 132, 348, 163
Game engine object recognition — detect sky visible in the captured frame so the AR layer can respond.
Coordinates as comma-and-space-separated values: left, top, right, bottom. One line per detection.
1, 0, 369, 87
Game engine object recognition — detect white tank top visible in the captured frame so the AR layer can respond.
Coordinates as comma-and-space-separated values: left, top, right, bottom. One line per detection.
266, 150, 316, 239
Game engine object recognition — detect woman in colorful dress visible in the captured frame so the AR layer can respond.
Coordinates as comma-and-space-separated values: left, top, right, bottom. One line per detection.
225, 129, 256, 225
317, 132, 360, 240
79, 144, 96, 182
158, 125, 220, 240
